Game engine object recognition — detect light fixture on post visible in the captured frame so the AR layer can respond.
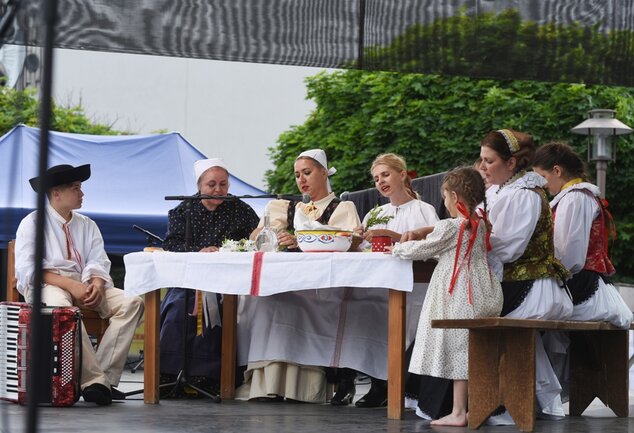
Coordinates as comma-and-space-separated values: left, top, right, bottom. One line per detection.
571, 109, 633, 197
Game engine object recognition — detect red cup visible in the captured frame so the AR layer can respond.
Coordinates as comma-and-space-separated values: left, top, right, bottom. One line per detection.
371, 235, 393, 252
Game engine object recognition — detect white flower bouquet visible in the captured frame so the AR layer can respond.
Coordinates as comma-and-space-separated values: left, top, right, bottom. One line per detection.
219, 238, 256, 252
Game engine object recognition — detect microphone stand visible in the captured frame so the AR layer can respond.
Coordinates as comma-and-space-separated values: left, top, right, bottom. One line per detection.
133, 224, 164, 246
125, 225, 165, 378
158, 196, 221, 402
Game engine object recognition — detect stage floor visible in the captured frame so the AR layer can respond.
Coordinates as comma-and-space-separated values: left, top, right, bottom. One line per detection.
2, 368, 633, 433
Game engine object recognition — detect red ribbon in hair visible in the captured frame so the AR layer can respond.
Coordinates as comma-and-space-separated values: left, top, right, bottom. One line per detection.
447, 202, 490, 305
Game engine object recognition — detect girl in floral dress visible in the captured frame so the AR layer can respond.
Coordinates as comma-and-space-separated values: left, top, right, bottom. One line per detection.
389, 167, 503, 426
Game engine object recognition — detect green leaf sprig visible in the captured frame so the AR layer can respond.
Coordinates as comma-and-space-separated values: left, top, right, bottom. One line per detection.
365, 205, 394, 229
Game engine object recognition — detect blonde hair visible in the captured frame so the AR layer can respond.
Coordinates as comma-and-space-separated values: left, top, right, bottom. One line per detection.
371, 153, 418, 200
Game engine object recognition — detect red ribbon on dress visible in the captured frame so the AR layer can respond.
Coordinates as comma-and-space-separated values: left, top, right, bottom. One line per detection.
447, 203, 490, 305
250, 251, 265, 296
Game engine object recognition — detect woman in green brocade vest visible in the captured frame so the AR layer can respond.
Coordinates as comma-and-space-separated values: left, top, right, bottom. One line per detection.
478, 129, 573, 425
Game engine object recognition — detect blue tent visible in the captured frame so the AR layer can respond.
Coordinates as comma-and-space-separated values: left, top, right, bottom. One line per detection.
0, 125, 267, 254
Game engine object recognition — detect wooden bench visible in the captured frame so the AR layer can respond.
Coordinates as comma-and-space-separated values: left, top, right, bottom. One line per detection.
432, 317, 632, 432
6, 240, 109, 344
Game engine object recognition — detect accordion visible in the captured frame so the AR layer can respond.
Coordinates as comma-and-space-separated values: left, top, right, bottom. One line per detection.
0, 302, 81, 406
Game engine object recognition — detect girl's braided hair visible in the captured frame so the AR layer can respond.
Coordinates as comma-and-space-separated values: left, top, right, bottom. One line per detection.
442, 166, 487, 216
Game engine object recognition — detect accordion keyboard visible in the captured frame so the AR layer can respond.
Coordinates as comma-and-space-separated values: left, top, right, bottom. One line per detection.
0, 303, 20, 402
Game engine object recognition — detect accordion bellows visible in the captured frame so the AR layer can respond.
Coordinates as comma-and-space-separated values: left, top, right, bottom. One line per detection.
0, 302, 81, 406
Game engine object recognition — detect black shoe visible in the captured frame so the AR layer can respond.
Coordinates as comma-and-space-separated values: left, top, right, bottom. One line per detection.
331, 381, 355, 406
82, 383, 112, 406
110, 386, 126, 400
355, 380, 387, 408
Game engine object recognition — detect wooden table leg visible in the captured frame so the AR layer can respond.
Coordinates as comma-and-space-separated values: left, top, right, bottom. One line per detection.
220, 294, 237, 399
570, 330, 629, 417
143, 289, 160, 404
468, 328, 536, 431
387, 289, 406, 420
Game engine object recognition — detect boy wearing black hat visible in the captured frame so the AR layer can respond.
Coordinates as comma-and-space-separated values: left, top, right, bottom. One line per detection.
14, 164, 144, 406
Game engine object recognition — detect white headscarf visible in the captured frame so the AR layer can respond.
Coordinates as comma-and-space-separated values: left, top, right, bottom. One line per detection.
296, 149, 337, 192
194, 158, 229, 184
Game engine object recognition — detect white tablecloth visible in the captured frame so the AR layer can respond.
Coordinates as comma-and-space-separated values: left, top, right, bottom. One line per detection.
123, 251, 414, 296
124, 250, 418, 380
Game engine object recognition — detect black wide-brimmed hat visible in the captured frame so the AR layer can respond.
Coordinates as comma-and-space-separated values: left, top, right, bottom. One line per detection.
29, 164, 91, 193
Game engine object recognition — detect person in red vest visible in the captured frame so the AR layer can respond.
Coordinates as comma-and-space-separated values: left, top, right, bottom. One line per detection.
533, 141, 632, 327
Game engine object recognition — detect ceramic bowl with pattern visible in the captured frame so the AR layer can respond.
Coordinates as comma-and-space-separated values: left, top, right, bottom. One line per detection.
296, 230, 353, 252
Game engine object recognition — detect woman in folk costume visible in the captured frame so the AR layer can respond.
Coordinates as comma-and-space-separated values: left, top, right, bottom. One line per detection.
349, 153, 439, 407
478, 129, 573, 424
390, 167, 503, 426
238, 148, 361, 403
532, 142, 632, 328
159, 158, 259, 396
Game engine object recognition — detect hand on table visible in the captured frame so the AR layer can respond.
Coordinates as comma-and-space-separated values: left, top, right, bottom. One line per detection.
364, 228, 392, 242
277, 231, 297, 249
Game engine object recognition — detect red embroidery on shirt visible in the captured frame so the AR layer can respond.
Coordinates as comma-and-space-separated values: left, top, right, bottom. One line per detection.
62, 223, 84, 269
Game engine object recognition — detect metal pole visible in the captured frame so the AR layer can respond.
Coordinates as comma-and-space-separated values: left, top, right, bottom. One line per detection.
596, 160, 607, 198
27, 0, 58, 431
357, 0, 365, 69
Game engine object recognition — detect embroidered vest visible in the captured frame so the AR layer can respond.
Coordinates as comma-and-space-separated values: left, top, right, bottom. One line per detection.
553, 190, 616, 277
287, 197, 341, 232
503, 188, 569, 283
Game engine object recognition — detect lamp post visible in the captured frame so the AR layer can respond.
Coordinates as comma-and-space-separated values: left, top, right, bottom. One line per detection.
571, 109, 633, 197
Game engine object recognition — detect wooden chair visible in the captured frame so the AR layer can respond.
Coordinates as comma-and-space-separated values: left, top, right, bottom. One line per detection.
6, 240, 109, 344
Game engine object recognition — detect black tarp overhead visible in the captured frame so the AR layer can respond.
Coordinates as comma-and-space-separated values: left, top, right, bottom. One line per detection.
3, 0, 634, 86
